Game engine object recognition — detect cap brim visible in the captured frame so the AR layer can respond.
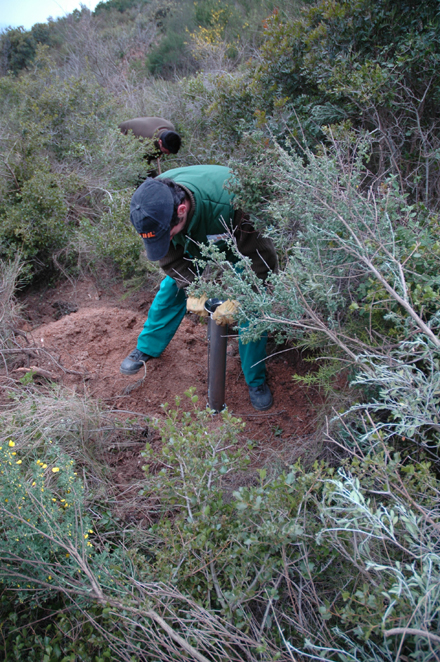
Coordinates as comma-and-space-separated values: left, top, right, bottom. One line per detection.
142, 228, 170, 261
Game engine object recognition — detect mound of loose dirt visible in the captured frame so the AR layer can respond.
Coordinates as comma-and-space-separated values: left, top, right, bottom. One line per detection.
5, 277, 324, 484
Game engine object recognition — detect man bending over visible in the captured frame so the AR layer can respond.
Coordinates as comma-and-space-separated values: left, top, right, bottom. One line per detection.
120, 165, 277, 411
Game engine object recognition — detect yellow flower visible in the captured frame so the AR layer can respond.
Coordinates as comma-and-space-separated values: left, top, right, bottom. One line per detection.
8, 441, 15, 447
16, 460, 22, 465
42, 464, 47, 469
11, 452, 16, 456
88, 529, 94, 534
32, 482, 36, 486
52, 467, 60, 473
84, 534, 88, 539
48, 576, 52, 580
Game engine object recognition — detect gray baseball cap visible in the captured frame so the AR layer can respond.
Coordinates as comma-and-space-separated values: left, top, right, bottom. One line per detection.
130, 178, 174, 261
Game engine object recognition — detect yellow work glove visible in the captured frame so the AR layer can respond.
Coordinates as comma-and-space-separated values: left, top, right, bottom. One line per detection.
186, 294, 209, 317
212, 299, 239, 326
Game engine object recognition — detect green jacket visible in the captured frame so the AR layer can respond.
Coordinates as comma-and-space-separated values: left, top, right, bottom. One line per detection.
157, 165, 278, 288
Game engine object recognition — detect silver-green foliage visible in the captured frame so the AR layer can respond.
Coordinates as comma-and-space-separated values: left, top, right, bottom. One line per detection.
344, 340, 440, 452
179, 129, 440, 658
1, 379, 439, 660
138, 391, 440, 660
187, 128, 440, 359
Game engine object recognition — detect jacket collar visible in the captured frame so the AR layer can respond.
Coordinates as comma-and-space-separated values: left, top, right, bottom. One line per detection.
177, 183, 195, 227
170, 183, 197, 252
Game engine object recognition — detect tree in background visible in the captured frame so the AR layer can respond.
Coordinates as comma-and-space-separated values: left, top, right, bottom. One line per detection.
186, 0, 440, 206
0, 23, 59, 75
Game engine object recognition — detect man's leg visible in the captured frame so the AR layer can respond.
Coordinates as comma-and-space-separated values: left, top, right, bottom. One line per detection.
137, 276, 187, 356
120, 276, 186, 374
238, 328, 273, 411
238, 332, 267, 387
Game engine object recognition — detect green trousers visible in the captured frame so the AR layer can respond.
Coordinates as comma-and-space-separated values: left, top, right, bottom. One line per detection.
136, 276, 267, 387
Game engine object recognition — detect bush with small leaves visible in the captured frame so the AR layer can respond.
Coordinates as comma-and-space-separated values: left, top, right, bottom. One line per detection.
0, 439, 117, 607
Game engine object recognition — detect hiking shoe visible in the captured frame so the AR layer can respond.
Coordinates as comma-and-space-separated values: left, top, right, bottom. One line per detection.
120, 348, 151, 375
248, 382, 273, 411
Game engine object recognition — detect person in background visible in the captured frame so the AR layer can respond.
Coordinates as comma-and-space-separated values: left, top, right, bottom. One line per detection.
119, 165, 278, 412
119, 116, 182, 175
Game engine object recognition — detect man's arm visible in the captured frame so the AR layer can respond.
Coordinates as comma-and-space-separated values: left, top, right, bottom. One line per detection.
234, 214, 279, 280
158, 215, 278, 289
159, 243, 197, 289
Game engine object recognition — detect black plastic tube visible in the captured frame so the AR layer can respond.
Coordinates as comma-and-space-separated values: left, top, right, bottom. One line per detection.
205, 298, 228, 412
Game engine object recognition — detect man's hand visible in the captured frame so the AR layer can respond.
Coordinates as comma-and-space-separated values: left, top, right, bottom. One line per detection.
187, 295, 209, 317
212, 300, 239, 326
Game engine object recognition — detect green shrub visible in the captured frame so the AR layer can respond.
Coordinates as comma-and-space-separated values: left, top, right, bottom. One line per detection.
0, 600, 115, 662
94, 0, 149, 14
0, 169, 74, 276
0, 50, 148, 282
182, 0, 440, 204
75, 192, 161, 280
0, 24, 59, 75
147, 30, 194, 78
0, 373, 439, 660
0, 438, 121, 607
194, 131, 440, 357
138, 391, 440, 660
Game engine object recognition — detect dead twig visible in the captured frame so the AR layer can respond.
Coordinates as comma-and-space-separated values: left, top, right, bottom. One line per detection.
233, 409, 286, 418
384, 627, 440, 645
13, 366, 59, 382
121, 360, 148, 394
0, 347, 87, 377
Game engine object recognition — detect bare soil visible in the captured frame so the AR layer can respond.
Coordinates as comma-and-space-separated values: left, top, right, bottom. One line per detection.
6, 276, 326, 492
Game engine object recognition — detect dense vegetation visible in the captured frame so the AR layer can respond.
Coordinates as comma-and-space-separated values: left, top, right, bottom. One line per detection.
1, 0, 440, 660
